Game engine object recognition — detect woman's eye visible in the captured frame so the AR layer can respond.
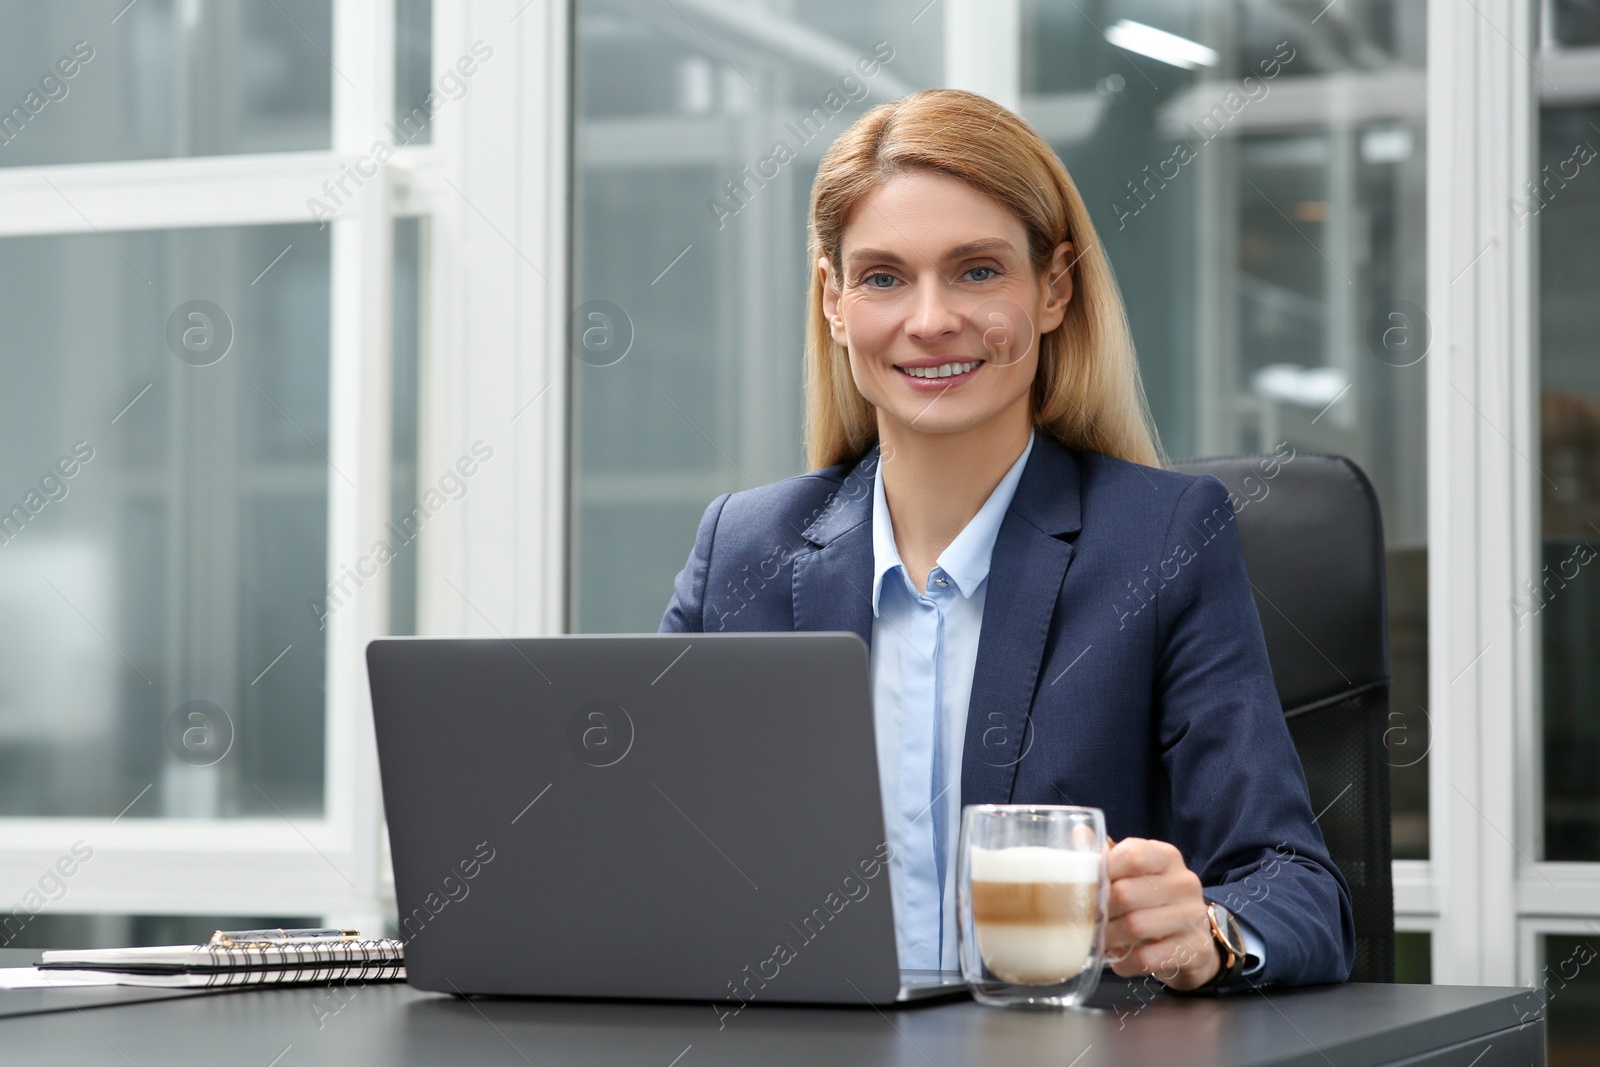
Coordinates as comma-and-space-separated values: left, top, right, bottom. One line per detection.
966, 266, 1000, 282
862, 272, 896, 289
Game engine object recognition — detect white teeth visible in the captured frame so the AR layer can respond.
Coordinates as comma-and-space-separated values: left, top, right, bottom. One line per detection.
901, 361, 980, 379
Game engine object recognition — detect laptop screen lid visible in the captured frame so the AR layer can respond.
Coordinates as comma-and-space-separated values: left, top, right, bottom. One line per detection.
368, 632, 907, 1005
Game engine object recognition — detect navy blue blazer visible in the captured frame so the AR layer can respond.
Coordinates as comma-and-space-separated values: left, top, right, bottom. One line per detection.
659, 430, 1355, 987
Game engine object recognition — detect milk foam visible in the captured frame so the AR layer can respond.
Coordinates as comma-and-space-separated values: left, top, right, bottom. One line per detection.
969, 845, 1099, 884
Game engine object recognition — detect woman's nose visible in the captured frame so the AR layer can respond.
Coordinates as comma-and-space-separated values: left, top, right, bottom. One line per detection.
905, 277, 963, 340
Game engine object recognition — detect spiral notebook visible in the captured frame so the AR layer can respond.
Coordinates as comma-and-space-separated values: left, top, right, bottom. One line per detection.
35, 938, 406, 989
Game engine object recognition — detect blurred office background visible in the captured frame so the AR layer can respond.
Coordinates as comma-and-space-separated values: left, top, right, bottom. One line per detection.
0, 1, 1593, 1058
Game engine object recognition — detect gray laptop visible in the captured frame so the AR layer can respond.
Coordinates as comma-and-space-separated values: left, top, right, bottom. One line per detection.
367, 632, 966, 1006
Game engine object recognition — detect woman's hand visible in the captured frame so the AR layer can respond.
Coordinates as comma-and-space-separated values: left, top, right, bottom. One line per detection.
1104, 837, 1220, 991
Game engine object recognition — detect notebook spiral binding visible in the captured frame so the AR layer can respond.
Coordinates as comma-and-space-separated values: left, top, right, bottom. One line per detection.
197, 938, 406, 988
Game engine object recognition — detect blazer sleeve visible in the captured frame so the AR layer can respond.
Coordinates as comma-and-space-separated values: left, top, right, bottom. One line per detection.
658, 493, 730, 634
1154, 474, 1356, 988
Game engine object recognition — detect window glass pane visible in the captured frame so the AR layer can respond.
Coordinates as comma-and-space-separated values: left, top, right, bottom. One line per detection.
0, 224, 331, 818
570, 0, 940, 632
390, 217, 424, 638
1394, 929, 1431, 983
1551, 0, 1600, 48
395, 0, 434, 147
1537, 100, 1600, 862
0, 0, 332, 167
1536, 934, 1600, 1067
1019, 1, 1429, 858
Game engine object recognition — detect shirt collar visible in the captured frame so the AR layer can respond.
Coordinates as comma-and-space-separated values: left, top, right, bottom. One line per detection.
870, 428, 1036, 617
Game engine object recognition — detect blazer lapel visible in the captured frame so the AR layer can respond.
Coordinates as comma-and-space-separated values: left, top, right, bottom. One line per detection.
791, 446, 879, 650
960, 434, 1083, 805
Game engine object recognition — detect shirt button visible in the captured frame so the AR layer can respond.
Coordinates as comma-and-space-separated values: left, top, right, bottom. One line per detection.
934, 577, 948, 587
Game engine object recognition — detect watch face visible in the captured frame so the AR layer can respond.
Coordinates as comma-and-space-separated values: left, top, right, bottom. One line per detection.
1211, 904, 1247, 956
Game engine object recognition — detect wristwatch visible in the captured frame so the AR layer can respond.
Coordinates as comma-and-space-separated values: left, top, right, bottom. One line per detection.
1195, 902, 1249, 992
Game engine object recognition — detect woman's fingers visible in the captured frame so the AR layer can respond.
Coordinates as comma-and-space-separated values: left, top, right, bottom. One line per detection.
1108, 863, 1200, 918
1108, 842, 1202, 918
1105, 902, 1198, 956
1108, 934, 1206, 982
1106, 837, 1180, 883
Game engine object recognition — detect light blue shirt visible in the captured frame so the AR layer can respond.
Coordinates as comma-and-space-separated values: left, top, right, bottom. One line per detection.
868, 427, 1266, 979
869, 429, 1035, 970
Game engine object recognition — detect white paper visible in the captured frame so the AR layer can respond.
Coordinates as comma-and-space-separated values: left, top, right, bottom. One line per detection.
0, 967, 122, 990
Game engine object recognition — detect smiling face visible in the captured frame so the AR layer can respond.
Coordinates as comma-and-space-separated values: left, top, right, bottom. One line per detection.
819, 169, 1075, 446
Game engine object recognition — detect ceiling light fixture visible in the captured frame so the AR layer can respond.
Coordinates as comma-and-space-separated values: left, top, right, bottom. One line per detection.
1103, 19, 1219, 70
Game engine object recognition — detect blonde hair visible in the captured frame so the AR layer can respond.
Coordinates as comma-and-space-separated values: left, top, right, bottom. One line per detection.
804, 88, 1166, 471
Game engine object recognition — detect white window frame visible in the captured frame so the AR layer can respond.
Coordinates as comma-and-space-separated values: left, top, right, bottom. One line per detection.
0, 0, 570, 931
1425, 0, 1600, 988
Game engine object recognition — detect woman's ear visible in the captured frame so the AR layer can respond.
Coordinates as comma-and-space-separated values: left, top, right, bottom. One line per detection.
1039, 241, 1076, 334
819, 257, 847, 346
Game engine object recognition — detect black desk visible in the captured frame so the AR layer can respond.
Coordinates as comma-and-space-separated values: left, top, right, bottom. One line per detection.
0, 950, 1544, 1066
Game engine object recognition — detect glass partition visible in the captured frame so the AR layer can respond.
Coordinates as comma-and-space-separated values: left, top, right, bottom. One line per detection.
569, 0, 1431, 857
1018, 0, 1429, 858
570, 0, 941, 632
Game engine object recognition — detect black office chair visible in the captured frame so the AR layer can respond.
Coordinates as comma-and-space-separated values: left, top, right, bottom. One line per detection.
1170, 452, 1395, 984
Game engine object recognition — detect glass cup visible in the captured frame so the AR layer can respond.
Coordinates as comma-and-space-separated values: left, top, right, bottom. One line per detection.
957, 804, 1109, 1009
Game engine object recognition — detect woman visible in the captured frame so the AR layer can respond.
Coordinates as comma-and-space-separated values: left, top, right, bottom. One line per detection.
660, 88, 1353, 993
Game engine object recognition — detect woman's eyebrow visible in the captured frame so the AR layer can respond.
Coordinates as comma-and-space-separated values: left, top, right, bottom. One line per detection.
845, 238, 1016, 266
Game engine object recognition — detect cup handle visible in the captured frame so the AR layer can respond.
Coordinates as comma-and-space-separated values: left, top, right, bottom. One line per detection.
1102, 834, 1134, 965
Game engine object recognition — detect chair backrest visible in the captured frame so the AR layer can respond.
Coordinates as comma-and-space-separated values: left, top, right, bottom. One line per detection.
1170, 451, 1395, 983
